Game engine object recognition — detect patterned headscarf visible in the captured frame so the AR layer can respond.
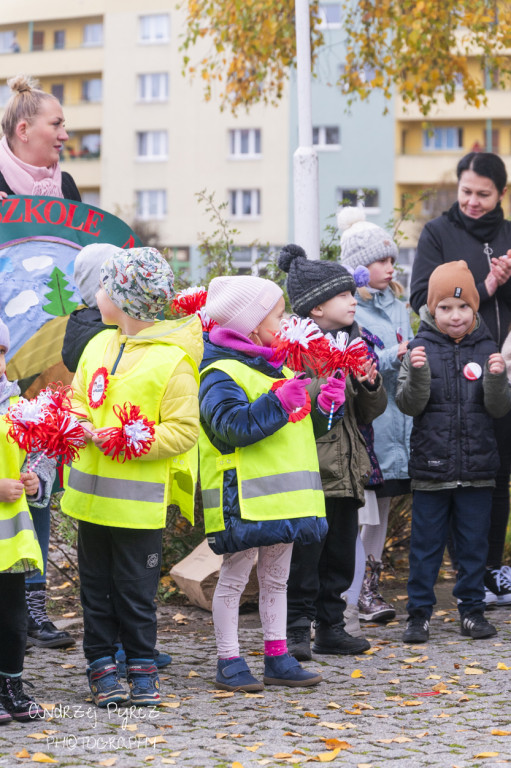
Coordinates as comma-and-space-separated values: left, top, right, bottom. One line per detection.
100, 247, 174, 321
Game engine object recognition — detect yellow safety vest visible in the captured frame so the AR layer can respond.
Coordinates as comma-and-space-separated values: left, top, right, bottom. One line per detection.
0, 399, 44, 572
199, 360, 325, 534
62, 330, 198, 529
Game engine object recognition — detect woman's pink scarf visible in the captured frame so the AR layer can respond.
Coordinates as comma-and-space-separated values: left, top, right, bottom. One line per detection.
0, 136, 63, 197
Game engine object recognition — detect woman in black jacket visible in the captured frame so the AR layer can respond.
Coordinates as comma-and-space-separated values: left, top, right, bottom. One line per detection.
0, 74, 80, 650
410, 151, 511, 606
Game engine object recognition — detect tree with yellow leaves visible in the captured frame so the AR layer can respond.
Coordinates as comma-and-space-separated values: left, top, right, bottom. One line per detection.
180, 0, 511, 115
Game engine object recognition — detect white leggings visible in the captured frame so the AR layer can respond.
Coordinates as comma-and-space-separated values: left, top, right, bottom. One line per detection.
212, 542, 293, 658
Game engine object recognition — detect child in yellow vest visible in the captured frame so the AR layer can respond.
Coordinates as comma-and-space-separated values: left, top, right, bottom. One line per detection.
0, 318, 47, 722
61, 247, 202, 708
200, 275, 345, 691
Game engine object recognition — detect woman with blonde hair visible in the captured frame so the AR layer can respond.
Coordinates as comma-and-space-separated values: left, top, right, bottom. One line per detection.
0, 74, 80, 200
0, 74, 80, 649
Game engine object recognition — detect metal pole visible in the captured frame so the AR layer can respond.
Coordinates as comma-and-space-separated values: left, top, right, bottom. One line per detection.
294, 0, 320, 259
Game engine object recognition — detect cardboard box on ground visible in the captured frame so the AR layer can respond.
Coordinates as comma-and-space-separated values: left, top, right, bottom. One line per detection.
170, 539, 259, 611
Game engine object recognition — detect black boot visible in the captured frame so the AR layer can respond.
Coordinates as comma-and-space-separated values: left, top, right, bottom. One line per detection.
0, 675, 44, 721
312, 621, 370, 655
26, 585, 75, 649
287, 625, 312, 661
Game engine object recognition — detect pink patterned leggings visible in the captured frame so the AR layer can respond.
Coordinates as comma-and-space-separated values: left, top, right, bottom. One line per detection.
212, 542, 293, 658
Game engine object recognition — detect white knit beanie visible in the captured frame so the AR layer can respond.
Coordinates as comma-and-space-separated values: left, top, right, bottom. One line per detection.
74, 243, 122, 308
338, 207, 398, 270
206, 276, 283, 336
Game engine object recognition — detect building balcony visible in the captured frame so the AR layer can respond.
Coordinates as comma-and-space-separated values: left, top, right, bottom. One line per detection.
396, 89, 511, 122
59, 157, 101, 187
61, 102, 102, 132
0, 46, 103, 77
396, 152, 511, 186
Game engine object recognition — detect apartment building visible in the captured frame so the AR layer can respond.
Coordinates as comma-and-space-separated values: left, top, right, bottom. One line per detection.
0, 0, 295, 279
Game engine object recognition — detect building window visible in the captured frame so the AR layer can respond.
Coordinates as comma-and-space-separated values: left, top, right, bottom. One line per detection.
83, 23, 103, 46
32, 31, 45, 51
51, 84, 64, 103
54, 30, 65, 49
82, 79, 102, 103
0, 84, 10, 106
81, 134, 101, 157
137, 73, 169, 102
317, 3, 342, 27
229, 129, 261, 157
313, 126, 340, 149
337, 187, 380, 211
229, 190, 261, 218
81, 190, 100, 207
136, 190, 167, 220
423, 127, 463, 150
0, 31, 17, 53
139, 14, 170, 43
136, 131, 168, 160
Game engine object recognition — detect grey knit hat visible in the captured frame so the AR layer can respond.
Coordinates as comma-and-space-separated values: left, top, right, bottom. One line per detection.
338, 207, 398, 270
278, 243, 356, 316
74, 243, 121, 308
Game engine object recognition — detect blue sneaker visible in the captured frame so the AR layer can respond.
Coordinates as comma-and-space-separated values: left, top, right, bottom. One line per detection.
87, 657, 129, 708
216, 657, 264, 692
115, 645, 172, 677
127, 659, 161, 706
263, 653, 322, 687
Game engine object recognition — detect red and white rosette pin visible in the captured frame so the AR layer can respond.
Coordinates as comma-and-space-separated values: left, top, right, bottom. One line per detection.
463, 362, 482, 381
88, 367, 109, 408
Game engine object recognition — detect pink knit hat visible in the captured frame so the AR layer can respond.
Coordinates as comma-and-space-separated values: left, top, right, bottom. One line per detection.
206, 276, 283, 335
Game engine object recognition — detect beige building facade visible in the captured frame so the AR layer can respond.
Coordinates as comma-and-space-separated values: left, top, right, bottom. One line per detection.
0, 0, 291, 277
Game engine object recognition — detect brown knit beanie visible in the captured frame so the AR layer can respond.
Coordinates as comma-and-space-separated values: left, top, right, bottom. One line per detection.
427, 260, 479, 315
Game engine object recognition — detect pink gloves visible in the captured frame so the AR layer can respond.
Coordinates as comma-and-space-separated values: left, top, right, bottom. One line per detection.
275, 376, 311, 414
317, 373, 346, 413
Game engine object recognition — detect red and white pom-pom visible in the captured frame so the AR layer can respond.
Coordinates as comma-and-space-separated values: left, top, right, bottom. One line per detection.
37, 382, 74, 413
41, 410, 88, 464
270, 315, 329, 374
5, 397, 49, 453
326, 332, 368, 376
171, 286, 208, 316
196, 306, 217, 332
96, 403, 156, 463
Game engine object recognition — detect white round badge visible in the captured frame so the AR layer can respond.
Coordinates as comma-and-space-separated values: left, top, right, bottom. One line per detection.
88, 366, 109, 408
463, 362, 482, 381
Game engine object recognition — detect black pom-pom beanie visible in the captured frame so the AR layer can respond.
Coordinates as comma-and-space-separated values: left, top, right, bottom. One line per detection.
278, 243, 356, 316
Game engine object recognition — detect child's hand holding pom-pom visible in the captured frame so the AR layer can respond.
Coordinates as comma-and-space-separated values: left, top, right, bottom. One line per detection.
274, 376, 311, 414
318, 373, 346, 413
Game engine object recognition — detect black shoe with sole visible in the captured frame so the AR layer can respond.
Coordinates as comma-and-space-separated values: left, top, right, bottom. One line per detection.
0, 676, 44, 721
287, 626, 312, 661
312, 622, 370, 655
402, 617, 430, 644
26, 587, 76, 649
461, 613, 497, 639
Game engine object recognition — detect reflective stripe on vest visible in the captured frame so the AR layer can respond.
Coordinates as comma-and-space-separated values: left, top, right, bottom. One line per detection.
0, 410, 44, 572
0, 509, 34, 540
67, 466, 165, 504
199, 359, 325, 533
62, 326, 198, 529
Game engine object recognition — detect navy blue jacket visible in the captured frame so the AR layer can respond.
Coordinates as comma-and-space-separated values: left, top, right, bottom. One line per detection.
199, 335, 337, 554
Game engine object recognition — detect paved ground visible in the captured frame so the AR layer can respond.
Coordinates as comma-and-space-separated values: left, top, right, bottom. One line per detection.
2, 580, 511, 768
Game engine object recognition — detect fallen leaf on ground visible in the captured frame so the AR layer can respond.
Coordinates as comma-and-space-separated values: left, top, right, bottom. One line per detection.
31, 755, 58, 764
216, 733, 228, 739
304, 712, 319, 718
99, 760, 117, 767
188, 670, 200, 678
172, 612, 188, 624
232, 763, 245, 768
284, 732, 302, 737
27, 734, 48, 740
492, 729, 511, 736
16, 749, 30, 758
327, 702, 340, 709
351, 670, 364, 679
317, 745, 350, 761
146, 736, 167, 745
474, 753, 499, 759
464, 667, 484, 675
158, 702, 180, 709
246, 744, 263, 752
317, 722, 356, 730
434, 712, 451, 718
497, 662, 511, 670
214, 692, 235, 698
